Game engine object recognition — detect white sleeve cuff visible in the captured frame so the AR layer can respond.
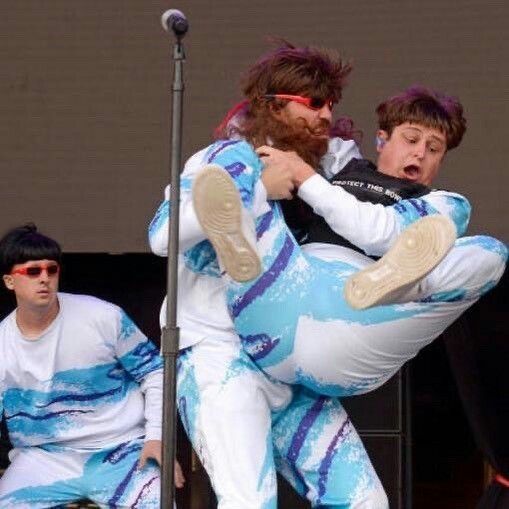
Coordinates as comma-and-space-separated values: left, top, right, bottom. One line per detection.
297, 174, 336, 208
144, 426, 162, 442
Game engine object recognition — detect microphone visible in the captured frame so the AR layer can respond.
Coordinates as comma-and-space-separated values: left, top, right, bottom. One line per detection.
161, 9, 189, 37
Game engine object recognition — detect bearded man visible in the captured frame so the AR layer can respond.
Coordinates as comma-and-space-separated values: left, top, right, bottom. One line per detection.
149, 43, 388, 509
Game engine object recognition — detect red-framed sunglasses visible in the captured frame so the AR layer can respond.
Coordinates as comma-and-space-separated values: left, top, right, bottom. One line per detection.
11, 263, 60, 278
264, 94, 334, 111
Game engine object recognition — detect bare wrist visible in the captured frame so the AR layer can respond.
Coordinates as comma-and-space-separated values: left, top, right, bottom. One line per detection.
294, 163, 316, 187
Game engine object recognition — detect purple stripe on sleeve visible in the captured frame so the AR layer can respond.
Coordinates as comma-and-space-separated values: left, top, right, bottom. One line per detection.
256, 211, 274, 239
206, 140, 240, 163
409, 198, 429, 216
225, 161, 247, 177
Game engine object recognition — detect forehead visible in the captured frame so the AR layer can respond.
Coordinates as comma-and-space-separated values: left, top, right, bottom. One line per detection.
12, 259, 57, 267
396, 122, 446, 144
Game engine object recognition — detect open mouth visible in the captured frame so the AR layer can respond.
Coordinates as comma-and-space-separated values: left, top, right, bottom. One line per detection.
403, 165, 421, 180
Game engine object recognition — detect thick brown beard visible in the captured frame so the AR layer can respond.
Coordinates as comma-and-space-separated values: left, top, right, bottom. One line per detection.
237, 107, 330, 169
265, 115, 330, 169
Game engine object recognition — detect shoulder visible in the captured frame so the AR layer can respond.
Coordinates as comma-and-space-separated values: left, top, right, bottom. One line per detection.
205, 139, 258, 165
321, 138, 362, 178
329, 158, 377, 181
0, 309, 15, 329
182, 141, 259, 178
181, 147, 210, 176
0, 310, 17, 382
427, 188, 471, 208
327, 137, 360, 154
429, 188, 467, 199
424, 189, 471, 235
0, 309, 17, 337
59, 293, 122, 320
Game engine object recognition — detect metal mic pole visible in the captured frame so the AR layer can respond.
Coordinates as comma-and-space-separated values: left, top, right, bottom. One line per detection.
160, 9, 188, 509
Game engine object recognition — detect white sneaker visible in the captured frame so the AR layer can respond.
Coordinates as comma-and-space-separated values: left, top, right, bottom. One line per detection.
192, 164, 261, 282
344, 215, 457, 310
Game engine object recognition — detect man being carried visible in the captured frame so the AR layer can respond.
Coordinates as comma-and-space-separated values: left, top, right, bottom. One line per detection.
190, 84, 506, 398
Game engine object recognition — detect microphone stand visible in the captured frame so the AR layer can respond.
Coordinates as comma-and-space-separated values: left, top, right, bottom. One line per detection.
160, 31, 185, 509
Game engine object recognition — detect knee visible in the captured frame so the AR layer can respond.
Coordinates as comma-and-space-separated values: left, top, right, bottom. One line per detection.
471, 236, 507, 287
458, 236, 507, 265
452, 236, 507, 293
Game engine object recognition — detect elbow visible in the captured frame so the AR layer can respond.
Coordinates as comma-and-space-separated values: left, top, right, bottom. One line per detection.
148, 230, 167, 256
150, 241, 167, 257
148, 201, 170, 255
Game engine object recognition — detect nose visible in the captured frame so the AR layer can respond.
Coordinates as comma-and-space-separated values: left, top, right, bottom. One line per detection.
413, 141, 426, 159
38, 268, 51, 283
318, 104, 332, 122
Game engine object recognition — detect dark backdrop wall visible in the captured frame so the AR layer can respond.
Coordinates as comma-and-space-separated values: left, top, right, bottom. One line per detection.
1, 0, 507, 251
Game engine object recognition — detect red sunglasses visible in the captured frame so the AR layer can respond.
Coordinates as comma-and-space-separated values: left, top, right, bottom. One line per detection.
11, 263, 60, 278
264, 94, 334, 111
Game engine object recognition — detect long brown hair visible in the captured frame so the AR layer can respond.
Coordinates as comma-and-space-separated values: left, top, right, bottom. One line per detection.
216, 40, 353, 151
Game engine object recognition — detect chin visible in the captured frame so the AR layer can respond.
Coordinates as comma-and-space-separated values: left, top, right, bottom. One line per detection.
399, 170, 419, 182
35, 293, 56, 304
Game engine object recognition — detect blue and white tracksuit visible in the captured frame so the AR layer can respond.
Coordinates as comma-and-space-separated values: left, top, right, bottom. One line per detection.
149, 138, 389, 508
150, 137, 507, 506
181, 139, 506, 398
0, 293, 163, 508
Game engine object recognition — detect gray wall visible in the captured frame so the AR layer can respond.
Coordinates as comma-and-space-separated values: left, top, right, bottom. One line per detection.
1, 0, 507, 251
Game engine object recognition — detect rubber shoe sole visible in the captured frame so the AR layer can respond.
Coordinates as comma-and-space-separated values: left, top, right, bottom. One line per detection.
192, 164, 261, 282
344, 215, 457, 310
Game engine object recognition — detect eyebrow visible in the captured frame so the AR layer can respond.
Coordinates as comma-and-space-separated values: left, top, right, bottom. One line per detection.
403, 128, 446, 145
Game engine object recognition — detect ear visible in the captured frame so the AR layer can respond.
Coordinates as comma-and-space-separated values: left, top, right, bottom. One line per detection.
376, 130, 388, 153
3, 274, 14, 291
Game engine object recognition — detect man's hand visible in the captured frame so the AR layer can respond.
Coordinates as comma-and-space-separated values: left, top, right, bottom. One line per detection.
174, 459, 185, 489
260, 165, 294, 200
138, 439, 162, 469
138, 440, 186, 488
256, 146, 317, 193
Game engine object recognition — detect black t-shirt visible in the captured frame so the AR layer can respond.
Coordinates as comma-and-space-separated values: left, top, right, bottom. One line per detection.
281, 158, 430, 255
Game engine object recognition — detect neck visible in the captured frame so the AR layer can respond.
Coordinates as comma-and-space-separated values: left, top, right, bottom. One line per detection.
16, 298, 60, 340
